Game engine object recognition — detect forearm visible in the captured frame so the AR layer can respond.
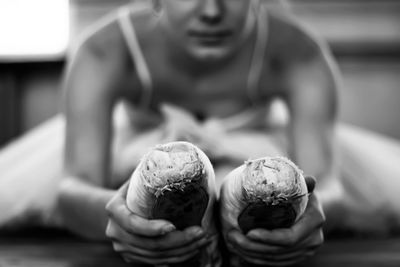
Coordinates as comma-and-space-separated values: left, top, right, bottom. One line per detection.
57, 177, 116, 240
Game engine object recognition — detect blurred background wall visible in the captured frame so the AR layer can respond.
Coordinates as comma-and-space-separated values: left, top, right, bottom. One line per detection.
0, 0, 399, 147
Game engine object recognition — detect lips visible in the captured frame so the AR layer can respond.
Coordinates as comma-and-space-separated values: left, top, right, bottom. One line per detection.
188, 29, 232, 44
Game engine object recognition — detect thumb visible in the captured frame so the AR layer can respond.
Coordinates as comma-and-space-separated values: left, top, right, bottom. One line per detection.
305, 176, 316, 194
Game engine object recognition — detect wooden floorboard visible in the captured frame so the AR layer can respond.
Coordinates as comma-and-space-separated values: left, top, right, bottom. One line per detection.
1, 231, 400, 267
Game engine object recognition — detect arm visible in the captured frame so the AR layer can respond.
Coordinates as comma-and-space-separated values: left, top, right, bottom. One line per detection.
224, 34, 337, 266
57, 21, 209, 265
286, 43, 339, 187
58, 28, 129, 239
285, 39, 345, 206
284, 36, 347, 237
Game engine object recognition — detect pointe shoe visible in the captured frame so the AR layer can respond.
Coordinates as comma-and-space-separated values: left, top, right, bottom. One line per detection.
220, 156, 309, 266
126, 141, 221, 267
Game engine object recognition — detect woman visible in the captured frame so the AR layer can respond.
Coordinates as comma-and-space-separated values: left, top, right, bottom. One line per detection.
1, 0, 399, 266
62, 0, 326, 264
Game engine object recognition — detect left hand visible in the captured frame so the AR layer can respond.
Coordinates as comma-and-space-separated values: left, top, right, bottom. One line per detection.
225, 176, 325, 266
105, 182, 209, 265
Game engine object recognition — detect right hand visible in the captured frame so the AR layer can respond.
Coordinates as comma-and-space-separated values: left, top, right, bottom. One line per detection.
223, 176, 325, 266
105, 181, 210, 265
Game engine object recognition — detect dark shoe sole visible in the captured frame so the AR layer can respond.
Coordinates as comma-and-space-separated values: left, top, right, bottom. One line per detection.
238, 201, 297, 234
151, 179, 209, 267
237, 201, 297, 266
152, 179, 209, 230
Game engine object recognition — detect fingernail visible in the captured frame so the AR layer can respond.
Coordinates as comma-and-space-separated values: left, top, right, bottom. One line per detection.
162, 224, 176, 234
191, 228, 204, 238
247, 232, 259, 240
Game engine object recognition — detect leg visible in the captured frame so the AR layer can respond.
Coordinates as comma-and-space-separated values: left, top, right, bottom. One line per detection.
0, 115, 65, 228
331, 123, 400, 235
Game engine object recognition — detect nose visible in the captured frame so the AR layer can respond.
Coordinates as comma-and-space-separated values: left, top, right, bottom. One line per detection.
200, 0, 223, 24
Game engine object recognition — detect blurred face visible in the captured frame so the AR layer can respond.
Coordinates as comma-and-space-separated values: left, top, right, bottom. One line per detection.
156, 0, 257, 61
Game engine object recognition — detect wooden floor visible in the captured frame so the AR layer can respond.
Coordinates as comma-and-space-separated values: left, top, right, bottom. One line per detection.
1, 230, 400, 267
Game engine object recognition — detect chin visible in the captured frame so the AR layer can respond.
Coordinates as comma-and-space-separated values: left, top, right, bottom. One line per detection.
189, 46, 233, 62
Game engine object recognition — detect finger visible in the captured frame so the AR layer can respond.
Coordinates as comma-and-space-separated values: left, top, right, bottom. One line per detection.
240, 250, 314, 267
227, 230, 285, 254
305, 176, 316, 193
228, 229, 321, 259
299, 228, 325, 251
230, 241, 307, 261
247, 194, 325, 246
112, 236, 209, 259
237, 250, 309, 266
228, 241, 316, 266
105, 192, 175, 236
106, 220, 206, 250
121, 248, 200, 265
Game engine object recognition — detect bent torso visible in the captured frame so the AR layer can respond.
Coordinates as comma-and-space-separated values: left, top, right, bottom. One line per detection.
111, 5, 307, 120
83, 4, 328, 186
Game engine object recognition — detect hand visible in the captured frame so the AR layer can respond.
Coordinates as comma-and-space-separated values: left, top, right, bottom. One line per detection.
225, 176, 325, 266
161, 103, 232, 162
105, 182, 210, 265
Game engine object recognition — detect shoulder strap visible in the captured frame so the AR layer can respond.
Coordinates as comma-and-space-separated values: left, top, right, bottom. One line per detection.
247, 4, 269, 104
118, 6, 153, 109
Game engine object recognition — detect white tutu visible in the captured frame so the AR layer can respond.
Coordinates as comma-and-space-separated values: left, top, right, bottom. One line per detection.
1, 103, 400, 236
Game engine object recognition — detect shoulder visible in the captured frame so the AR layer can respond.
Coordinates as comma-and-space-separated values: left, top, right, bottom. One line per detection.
265, 10, 340, 89
266, 10, 332, 66
264, 11, 339, 115
70, 3, 153, 65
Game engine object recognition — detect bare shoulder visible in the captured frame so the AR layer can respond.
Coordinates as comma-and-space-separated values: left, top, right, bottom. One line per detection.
70, 4, 153, 65
64, 4, 156, 101
266, 10, 340, 85
267, 11, 332, 65
70, 10, 126, 63
265, 11, 339, 116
